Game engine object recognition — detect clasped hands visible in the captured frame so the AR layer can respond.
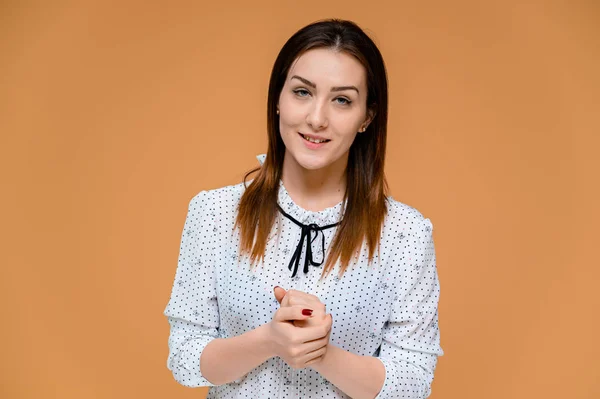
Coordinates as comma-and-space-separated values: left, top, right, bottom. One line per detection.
266, 286, 333, 370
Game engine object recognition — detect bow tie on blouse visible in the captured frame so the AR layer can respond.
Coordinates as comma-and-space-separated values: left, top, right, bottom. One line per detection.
276, 204, 341, 278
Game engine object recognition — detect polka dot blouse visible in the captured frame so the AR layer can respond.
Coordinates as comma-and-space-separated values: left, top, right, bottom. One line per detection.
163, 154, 444, 398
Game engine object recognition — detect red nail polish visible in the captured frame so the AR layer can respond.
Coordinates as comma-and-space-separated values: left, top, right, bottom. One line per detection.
302, 309, 313, 316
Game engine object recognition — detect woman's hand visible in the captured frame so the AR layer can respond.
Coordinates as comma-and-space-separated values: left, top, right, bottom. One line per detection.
266, 304, 333, 369
274, 287, 327, 328
272, 287, 333, 367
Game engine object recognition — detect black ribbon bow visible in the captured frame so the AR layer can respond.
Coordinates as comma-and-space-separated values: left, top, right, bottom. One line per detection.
276, 204, 340, 278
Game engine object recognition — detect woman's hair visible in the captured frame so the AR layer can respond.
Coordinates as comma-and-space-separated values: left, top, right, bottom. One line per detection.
234, 18, 390, 280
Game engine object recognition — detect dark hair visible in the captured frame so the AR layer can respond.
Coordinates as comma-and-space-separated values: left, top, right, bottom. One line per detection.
234, 18, 389, 280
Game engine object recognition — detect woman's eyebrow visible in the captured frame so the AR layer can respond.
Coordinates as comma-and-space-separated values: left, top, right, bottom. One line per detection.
291, 75, 359, 94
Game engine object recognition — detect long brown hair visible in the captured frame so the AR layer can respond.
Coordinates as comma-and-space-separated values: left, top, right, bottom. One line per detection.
234, 19, 390, 280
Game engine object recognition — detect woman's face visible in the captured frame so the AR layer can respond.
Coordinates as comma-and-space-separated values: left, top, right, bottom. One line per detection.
277, 48, 373, 172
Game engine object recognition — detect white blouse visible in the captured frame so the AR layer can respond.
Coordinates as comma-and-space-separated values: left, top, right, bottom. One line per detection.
163, 154, 444, 398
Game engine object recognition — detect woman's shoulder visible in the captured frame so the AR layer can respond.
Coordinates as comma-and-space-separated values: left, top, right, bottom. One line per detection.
189, 181, 247, 210
383, 196, 433, 236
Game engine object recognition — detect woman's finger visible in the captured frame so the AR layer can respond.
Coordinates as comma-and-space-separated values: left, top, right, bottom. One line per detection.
302, 333, 330, 352
301, 345, 328, 367
275, 305, 315, 322
296, 316, 332, 342
282, 289, 325, 311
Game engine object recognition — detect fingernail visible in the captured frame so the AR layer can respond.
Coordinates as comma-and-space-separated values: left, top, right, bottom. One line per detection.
274, 286, 280, 290
302, 309, 313, 316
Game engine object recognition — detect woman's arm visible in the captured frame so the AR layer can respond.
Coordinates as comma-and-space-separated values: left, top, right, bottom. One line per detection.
201, 305, 328, 385
311, 344, 386, 399
165, 191, 280, 387
314, 217, 443, 399
200, 324, 273, 385
164, 191, 222, 387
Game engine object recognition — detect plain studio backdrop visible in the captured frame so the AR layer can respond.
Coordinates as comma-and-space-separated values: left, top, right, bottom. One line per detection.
1, 0, 598, 398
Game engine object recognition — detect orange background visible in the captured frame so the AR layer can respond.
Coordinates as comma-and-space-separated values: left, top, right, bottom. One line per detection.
1, 1, 598, 398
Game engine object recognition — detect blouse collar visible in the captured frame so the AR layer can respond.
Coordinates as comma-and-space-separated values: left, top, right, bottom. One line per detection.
256, 153, 346, 226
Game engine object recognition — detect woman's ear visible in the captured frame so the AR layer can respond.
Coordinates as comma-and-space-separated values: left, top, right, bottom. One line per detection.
361, 107, 377, 132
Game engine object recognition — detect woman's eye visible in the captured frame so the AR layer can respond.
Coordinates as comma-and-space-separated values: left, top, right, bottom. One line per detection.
293, 89, 310, 97
335, 97, 352, 105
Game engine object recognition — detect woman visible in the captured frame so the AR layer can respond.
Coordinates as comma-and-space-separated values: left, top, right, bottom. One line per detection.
164, 19, 444, 399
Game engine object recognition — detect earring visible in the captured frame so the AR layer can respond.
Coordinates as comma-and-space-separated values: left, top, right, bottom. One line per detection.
359, 127, 366, 133
276, 109, 280, 115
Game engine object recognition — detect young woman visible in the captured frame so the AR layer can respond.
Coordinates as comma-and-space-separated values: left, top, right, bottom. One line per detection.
164, 19, 444, 399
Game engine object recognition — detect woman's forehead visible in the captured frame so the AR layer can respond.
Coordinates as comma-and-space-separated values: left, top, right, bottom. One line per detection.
287, 48, 367, 90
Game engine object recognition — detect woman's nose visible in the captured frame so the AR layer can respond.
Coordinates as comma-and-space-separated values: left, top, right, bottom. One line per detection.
306, 102, 328, 131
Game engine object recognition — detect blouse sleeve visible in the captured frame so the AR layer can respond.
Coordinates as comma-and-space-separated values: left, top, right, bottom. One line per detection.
375, 217, 444, 399
163, 190, 220, 387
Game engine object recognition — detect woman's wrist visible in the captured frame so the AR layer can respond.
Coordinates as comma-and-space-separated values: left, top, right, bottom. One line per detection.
309, 342, 332, 372
255, 323, 276, 359
200, 323, 277, 385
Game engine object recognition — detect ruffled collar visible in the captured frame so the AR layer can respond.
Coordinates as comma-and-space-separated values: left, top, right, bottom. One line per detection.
256, 153, 346, 226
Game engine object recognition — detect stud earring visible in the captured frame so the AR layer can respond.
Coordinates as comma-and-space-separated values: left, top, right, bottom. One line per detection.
276, 109, 280, 115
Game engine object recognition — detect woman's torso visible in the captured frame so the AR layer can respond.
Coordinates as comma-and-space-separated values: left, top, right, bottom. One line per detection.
203, 177, 427, 398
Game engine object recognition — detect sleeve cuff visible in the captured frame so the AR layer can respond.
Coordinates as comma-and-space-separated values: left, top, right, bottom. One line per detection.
168, 335, 218, 387
374, 357, 430, 399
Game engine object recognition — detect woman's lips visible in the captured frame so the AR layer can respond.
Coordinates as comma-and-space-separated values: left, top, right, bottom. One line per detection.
298, 132, 330, 149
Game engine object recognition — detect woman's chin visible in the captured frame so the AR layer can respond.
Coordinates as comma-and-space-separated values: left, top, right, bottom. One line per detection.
295, 155, 329, 171
284, 146, 336, 172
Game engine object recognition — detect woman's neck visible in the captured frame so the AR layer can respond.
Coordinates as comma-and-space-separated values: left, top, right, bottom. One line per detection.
281, 152, 347, 212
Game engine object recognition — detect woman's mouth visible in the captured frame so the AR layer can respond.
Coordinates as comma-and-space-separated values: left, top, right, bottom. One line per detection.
298, 133, 331, 144
298, 132, 330, 150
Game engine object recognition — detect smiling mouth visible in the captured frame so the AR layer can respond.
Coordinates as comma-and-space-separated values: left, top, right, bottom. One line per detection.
299, 133, 331, 144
